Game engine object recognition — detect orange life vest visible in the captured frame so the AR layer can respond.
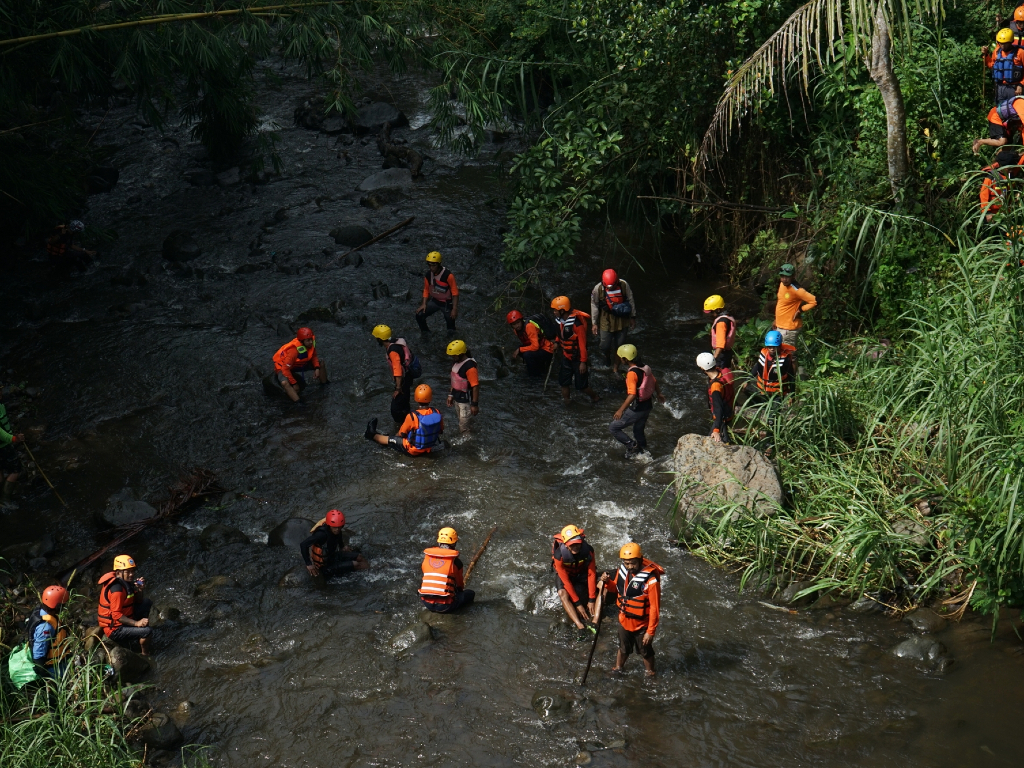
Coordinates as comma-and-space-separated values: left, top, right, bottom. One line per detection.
419, 547, 459, 602
556, 310, 589, 360
614, 559, 662, 626
551, 533, 594, 578
46, 235, 68, 258
273, 338, 316, 372
97, 572, 136, 636
756, 344, 796, 394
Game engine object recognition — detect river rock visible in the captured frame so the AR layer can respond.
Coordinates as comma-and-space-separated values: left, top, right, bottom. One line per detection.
341, 252, 364, 268
358, 168, 413, 192
140, 712, 183, 750
108, 644, 151, 683
199, 523, 249, 550
330, 225, 373, 247
28, 533, 55, 558
185, 168, 215, 187
216, 167, 241, 186
670, 434, 782, 532
890, 636, 951, 666
903, 608, 947, 634
353, 102, 408, 133
194, 575, 240, 596
779, 580, 816, 606
268, 518, 314, 548
278, 566, 307, 588
86, 165, 119, 193
101, 489, 157, 527
360, 191, 389, 209
390, 621, 432, 651
321, 115, 349, 134
162, 230, 203, 262
893, 518, 930, 548
531, 689, 573, 719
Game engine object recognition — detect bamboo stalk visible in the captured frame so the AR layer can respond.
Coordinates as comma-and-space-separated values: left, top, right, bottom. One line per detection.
464, 525, 497, 585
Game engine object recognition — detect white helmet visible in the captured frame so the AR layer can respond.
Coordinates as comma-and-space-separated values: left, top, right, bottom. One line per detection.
696, 352, 717, 371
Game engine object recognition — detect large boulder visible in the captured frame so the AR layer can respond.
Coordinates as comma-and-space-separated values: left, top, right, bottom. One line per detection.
357, 168, 413, 192
140, 712, 183, 750
267, 518, 314, 548
199, 524, 249, 550
353, 102, 407, 134
670, 434, 782, 533
100, 489, 157, 527
162, 230, 202, 262
330, 225, 373, 247
108, 644, 152, 683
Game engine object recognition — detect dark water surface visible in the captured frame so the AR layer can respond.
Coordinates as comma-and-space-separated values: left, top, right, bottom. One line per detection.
2, 66, 1024, 768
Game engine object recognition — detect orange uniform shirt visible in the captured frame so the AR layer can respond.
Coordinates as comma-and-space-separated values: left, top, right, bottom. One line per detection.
605, 568, 661, 635
985, 46, 1024, 79
775, 282, 817, 331
398, 409, 444, 455
516, 321, 554, 354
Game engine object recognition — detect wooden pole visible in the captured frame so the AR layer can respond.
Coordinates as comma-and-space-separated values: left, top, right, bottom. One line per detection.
336, 217, 415, 262
20, 443, 67, 507
464, 525, 497, 585
580, 584, 605, 685
542, 352, 555, 393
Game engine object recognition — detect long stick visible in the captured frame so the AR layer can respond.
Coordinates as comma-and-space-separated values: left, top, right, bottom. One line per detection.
542, 352, 555, 392
337, 216, 415, 262
463, 525, 497, 585
580, 585, 605, 685
20, 443, 67, 507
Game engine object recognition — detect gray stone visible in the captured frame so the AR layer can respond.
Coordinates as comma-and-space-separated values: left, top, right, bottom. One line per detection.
108, 644, 152, 683
320, 116, 349, 135
891, 636, 949, 663
185, 168, 215, 187
162, 230, 202, 262
330, 225, 373, 247
779, 581, 817, 606
459, 283, 478, 294
28, 534, 55, 558
194, 575, 240, 596
531, 689, 573, 719
28, 557, 47, 571
216, 167, 241, 186
278, 566, 307, 588
268, 518, 315, 548
341, 252, 364, 268
353, 102, 408, 134
199, 523, 249, 551
101, 489, 157, 527
359, 191, 389, 209
808, 592, 847, 610
357, 168, 413, 192
849, 595, 885, 613
903, 608, 947, 634
390, 621, 432, 651
893, 518, 930, 548
671, 434, 782, 533
140, 712, 183, 750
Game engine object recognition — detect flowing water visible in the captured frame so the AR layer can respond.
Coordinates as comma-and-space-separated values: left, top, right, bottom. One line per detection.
2, 66, 1024, 768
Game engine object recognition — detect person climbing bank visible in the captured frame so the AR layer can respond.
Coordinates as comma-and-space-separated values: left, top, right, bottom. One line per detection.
26, 585, 71, 677
980, 149, 1022, 221
300, 509, 370, 579
974, 96, 1024, 153
272, 327, 327, 402
754, 330, 796, 396
600, 542, 663, 677
774, 264, 816, 347
703, 294, 737, 369
372, 324, 421, 425
0, 382, 25, 500
97, 554, 153, 656
446, 340, 479, 432
609, 344, 664, 458
985, 27, 1024, 103
697, 353, 735, 444
507, 310, 554, 377
552, 296, 600, 405
552, 525, 598, 632
366, 384, 444, 455
590, 269, 636, 373
419, 527, 474, 613
416, 251, 459, 333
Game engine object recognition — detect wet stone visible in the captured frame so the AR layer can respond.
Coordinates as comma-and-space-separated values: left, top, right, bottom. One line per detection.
108, 645, 152, 684
904, 608, 948, 634
194, 575, 240, 596
849, 596, 885, 614
162, 229, 202, 262
268, 518, 314, 548
357, 168, 413, 192
140, 712, 183, 750
891, 636, 951, 666
779, 581, 817, 607
185, 168, 215, 187
278, 566, 308, 588
390, 621, 432, 651
199, 523, 249, 550
28, 533, 55, 558
532, 689, 573, 719
216, 167, 240, 186
101, 489, 157, 527
353, 101, 408, 133
341, 252, 364, 268
331, 225, 373, 247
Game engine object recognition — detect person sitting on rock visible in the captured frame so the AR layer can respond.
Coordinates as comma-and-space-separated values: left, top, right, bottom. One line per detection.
299, 509, 369, 579
416, 251, 459, 334
272, 327, 327, 402
365, 384, 444, 455
98, 554, 153, 656
0, 381, 26, 501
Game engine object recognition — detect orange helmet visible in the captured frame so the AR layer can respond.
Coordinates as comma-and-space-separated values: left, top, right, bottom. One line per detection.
414, 384, 433, 403
550, 296, 571, 312
296, 327, 314, 342
1015, 7, 1024, 22
42, 585, 69, 610
619, 542, 642, 560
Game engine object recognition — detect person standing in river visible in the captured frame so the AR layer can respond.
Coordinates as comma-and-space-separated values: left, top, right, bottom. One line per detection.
552, 525, 598, 633
600, 542, 663, 677
590, 269, 636, 374
300, 509, 370, 579
773, 264, 816, 348
609, 345, 664, 458
272, 327, 327, 402
97, 555, 154, 656
446, 340, 479, 432
372, 324, 421, 425
552, 296, 601, 405
0, 382, 25, 501
419, 527, 474, 613
416, 251, 459, 334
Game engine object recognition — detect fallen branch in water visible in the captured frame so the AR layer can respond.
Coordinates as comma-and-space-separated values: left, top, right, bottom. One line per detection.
336, 216, 415, 262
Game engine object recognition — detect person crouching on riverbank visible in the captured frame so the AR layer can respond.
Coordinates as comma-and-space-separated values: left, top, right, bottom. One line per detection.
272, 327, 327, 403
98, 555, 153, 656
552, 525, 598, 633
601, 543, 663, 677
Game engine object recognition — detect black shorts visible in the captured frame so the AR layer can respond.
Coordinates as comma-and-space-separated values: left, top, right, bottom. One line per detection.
109, 625, 154, 643
555, 574, 591, 603
558, 356, 590, 390
0, 445, 21, 475
617, 624, 654, 659
990, 120, 1011, 140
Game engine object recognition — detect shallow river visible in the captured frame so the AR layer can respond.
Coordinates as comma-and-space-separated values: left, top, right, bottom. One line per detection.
2, 67, 1024, 768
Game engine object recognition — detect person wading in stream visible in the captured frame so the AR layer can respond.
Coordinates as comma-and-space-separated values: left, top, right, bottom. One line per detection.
697, 352, 735, 444
609, 345, 664, 458
506, 310, 554, 377
97, 555, 154, 656
419, 527, 474, 613
551, 296, 600, 405
552, 525, 598, 634
590, 269, 636, 374
600, 542, 663, 677
0, 382, 26, 501
446, 340, 479, 432
416, 251, 459, 334
774, 264, 816, 350
272, 327, 327, 402
300, 509, 369, 579
372, 324, 422, 425
703, 295, 738, 369
366, 384, 444, 455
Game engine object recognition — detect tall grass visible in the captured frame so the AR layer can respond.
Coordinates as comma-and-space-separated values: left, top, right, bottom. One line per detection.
679, 236, 1024, 617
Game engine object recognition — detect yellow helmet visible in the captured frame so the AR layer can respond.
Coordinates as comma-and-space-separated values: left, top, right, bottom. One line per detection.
560, 524, 584, 545
446, 339, 468, 356
372, 324, 392, 341
113, 554, 136, 570
616, 344, 637, 361
703, 294, 725, 312
998, 27, 1015, 44
437, 527, 458, 544
619, 543, 642, 560
426, 251, 442, 263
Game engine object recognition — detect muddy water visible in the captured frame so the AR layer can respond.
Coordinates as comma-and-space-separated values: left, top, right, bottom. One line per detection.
3, 66, 1024, 768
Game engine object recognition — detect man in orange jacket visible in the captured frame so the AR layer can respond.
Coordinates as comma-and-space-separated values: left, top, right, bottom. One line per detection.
601, 542, 663, 677
366, 384, 444, 456
551, 296, 600, 405
419, 527, 474, 613
506, 310, 554, 377
272, 327, 328, 402
97, 554, 153, 655
984, 27, 1024, 103
773, 264, 816, 348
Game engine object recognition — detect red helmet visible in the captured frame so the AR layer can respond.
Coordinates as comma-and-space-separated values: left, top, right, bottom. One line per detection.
325, 509, 345, 527
602, 268, 618, 285
296, 327, 314, 342
41, 585, 69, 610
506, 310, 524, 324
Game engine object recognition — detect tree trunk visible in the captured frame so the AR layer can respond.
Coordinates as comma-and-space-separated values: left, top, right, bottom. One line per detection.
865, 5, 911, 196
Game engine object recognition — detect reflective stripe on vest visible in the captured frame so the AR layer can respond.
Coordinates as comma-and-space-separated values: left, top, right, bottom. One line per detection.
712, 314, 737, 350
410, 408, 443, 450
419, 547, 458, 597
603, 283, 624, 311
97, 572, 135, 634
450, 358, 476, 393
615, 564, 656, 621
756, 348, 793, 393
428, 268, 454, 302
556, 315, 579, 356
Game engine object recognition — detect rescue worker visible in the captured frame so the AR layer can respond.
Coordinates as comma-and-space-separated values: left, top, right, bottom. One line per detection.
974, 96, 1024, 153
697, 352, 735, 444
299, 509, 370, 579
590, 269, 636, 373
980, 149, 1022, 222
416, 251, 459, 333
703, 294, 737, 369
0, 382, 25, 500
97, 554, 153, 656
372, 324, 421, 425
507, 310, 554, 377
419, 527, 474, 613
754, 330, 796, 396
599, 542, 663, 677
26, 585, 70, 677
366, 384, 444, 455
609, 344, 665, 458
774, 264, 816, 347
446, 340, 479, 432
552, 525, 598, 632
46, 220, 96, 273
1001, 7, 1024, 46
551, 296, 600, 405
272, 327, 327, 402
985, 27, 1024, 103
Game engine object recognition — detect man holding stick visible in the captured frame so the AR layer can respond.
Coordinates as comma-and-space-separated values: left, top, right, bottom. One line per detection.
600, 542, 663, 677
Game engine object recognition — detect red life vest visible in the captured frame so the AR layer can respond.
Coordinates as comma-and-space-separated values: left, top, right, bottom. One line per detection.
551, 533, 594, 578
603, 282, 625, 310
756, 345, 796, 394
708, 374, 735, 418
97, 572, 136, 637
419, 547, 458, 602
427, 267, 455, 302
450, 358, 477, 392
712, 313, 737, 350
46, 235, 68, 258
